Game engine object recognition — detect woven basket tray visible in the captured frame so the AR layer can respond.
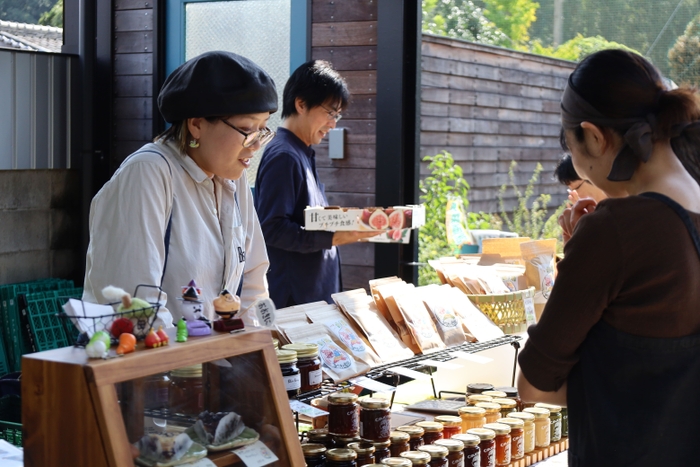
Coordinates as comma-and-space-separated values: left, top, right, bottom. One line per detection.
465, 287, 535, 332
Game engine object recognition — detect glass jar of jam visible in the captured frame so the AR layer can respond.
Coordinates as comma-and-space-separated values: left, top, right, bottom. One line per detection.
282, 343, 322, 393
459, 406, 486, 431
399, 450, 431, 465
380, 457, 413, 466
481, 391, 507, 399
303, 443, 328, 467
334, 435, 362, 448
561, 407, 568, 437
418, 444, 449, 467
309, 428, 336, 450
474, 403, 501, 424
397, 425, 425, 450
389, 431, 411, 457
483, 423, 510, 467
494, 386, 522, 412
416, 422, 444, 445
535, 403, 562, 443
523, 407, 550, 448
467, 395, 493, 406
496, 418, 524, 460
348, 442, 376, 466
143, 372, 170, 410
434, 439, 464, 467
169, 364, 203, 416
329, 393, 360, 437
369, 439, 391, 463
466, 428, 496, 467
327, 448, 358, 467
360, 398, 391, 442
508, 412, 535, 454
491, 398, 517, 419
276, 349, 301, 398
452, 434, 480, 467
272, 338, 279, 350
467, 383, 494, 395
434, 415, 462, 439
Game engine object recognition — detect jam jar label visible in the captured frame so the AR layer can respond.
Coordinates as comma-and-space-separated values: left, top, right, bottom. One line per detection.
466, 451, 480, 467
552, 421, 562, 440
308, 368, 323, 386
482, 445, 495, 467
284, 373, 301, 391
320, 342, 352, 370
514, 435, 524, 458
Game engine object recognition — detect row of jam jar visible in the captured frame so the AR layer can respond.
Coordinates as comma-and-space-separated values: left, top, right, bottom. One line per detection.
277, 343, 324, 397
327, 393, 393, 442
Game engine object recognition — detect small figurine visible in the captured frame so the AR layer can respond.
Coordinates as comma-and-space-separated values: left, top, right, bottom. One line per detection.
176, 318, 188, 342
177, 279, 211, 336
213, 289, 245, 332
156, 326, 169, 345
116, 332, 136, 355
145, 329, 162, 348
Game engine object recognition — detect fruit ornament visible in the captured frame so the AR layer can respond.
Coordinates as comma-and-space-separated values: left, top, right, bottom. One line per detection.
145, 329, 162, 348
102, 286, 155, 318
176, 318, 188, 342
110, 317, 134, 338
156, 326, 169, 345
116, 333, 136, 355
85, 330, 111, 359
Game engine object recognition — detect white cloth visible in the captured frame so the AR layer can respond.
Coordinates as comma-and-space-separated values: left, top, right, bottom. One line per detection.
83, 140, 269, 322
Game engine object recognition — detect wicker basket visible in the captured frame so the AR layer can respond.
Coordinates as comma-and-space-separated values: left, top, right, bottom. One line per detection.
465, 287, 535, 333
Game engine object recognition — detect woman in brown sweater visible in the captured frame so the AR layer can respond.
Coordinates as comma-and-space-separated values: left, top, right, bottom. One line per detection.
517, 49, 700, 466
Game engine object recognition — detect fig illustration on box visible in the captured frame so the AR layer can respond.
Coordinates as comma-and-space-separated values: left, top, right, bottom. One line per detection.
304, 205, 425, 243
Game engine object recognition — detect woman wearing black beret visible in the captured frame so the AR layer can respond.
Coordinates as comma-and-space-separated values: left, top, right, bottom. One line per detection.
83, 51, 278, 324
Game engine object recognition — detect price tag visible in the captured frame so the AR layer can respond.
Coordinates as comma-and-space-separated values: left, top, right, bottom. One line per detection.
253, 298, 276, 327
450, 351, 492, 364
420, 359, 463, 370
386, 366, 432, 381
180, 459, 216, 467
523, 295, 537, 326
235, 440, 279, 467
350, 376, 397, 393
289, 399, 328, 418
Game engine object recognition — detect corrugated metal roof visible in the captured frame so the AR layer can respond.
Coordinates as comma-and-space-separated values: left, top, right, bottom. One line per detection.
0, 20, 63, 53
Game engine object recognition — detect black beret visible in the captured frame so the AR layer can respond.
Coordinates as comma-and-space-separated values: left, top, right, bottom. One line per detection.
157, 51, 278, 123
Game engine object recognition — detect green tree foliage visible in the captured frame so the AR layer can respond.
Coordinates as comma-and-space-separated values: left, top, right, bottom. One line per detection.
39, 0, 62, 27
531, 33, 640, 61
668, 12, 700, 86
0, 0, 53, 23
422, 0, 511, 47
482, 0, 539, 43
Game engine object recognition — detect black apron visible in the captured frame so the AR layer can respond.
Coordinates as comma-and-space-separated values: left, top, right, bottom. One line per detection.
567, 193, 700, 467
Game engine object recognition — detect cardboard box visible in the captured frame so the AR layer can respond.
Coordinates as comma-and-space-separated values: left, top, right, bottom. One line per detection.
304, 205, 425, 232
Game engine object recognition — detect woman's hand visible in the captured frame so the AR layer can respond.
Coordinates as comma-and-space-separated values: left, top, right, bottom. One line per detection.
332, 230, 382, 246
559, 198, 598, 243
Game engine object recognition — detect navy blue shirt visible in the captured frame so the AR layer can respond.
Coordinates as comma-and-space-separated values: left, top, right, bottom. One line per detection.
254, 127, 341, 308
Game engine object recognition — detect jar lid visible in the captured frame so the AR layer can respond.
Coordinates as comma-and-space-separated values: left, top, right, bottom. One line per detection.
466, 383, 494, 394
272, 338, 279, 350
535, 402, 562, 413
434, 438, 464, 452
369, 439, 391, 448
396, 425, 425, 437
451, 433, 481, 447
399, 450, 431, 464
326, 448, 358, 461
276, 349, 297, 364
492, 398, 517, 408
308, 428, 329, 439
494, 386, 519, 397
415, 421, 444, 432
328, 392, 359, 404
434, 415, 462, 426
474, 402, 501, 412
466, 427, 496, 440
467, 394, 493, 404
497, 417, 524, 428
523, 407, 550, 418
282, 342, 319, 358
483, 422, 511, 435
170, 364, 203, 378
334, 435, 361, 445
509, 412, 535, 422
389, 431, 411, 443
302, 443, 327, 455
417, 444, 449, 458
347, 442, 376, 454
458, 406, 486, 416
360, 397, 391, 409
481, 390, 507, 398
380, 457, 413, 466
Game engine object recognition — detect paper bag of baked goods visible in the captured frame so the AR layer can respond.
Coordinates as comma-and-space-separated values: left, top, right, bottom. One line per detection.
520, 239, 557, 321
444, 286, 504, 342
369, 276, 404, 326
417, 284, 467, 347
437, 284, 476, 341
285, 323, 369, 382
392, 284, 445, 352
482, 237, 531, 265
374, 281, 422, 354
333, 290, 414, 362
306, 307, 382, 366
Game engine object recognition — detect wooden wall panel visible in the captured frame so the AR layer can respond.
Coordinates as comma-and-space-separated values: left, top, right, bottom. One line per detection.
312, 22, 377, 47
312, 46, 376, 70
420, 34, 576, 214
312, 0, 377, 23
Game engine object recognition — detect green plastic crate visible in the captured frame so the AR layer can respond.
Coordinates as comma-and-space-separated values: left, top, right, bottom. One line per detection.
25, 298, 70, 352
0, 420, 21, 447
0, 395, 21, 447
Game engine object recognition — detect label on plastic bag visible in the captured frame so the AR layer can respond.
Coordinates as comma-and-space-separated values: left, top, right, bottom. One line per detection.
235, 440, 279, 466
523, 295, 537, 326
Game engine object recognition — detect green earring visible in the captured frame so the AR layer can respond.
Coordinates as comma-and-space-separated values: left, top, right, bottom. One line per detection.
189, 139, 200, 148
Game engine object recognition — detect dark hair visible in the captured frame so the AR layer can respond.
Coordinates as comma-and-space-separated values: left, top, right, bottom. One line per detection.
282, 60, 350, 119
565, 49, 700, 182
554, 154, 581, 185
155, 117, 219, 153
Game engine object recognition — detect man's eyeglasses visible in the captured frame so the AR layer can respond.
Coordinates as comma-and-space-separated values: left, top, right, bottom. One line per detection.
321, 105, 343, 123
220, 119, 275, 148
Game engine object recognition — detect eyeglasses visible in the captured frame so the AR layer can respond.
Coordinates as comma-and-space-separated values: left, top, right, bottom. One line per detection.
321, 105, 343, 123
220, 119, 276, 148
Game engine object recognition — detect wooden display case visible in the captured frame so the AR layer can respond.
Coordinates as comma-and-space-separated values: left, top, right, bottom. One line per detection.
21, 328, 304, 467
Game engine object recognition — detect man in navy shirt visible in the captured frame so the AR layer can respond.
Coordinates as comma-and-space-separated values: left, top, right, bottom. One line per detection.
254, 60, 377, 307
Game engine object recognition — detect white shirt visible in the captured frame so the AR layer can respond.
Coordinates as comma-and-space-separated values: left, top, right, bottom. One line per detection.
83, 139, 269, 321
